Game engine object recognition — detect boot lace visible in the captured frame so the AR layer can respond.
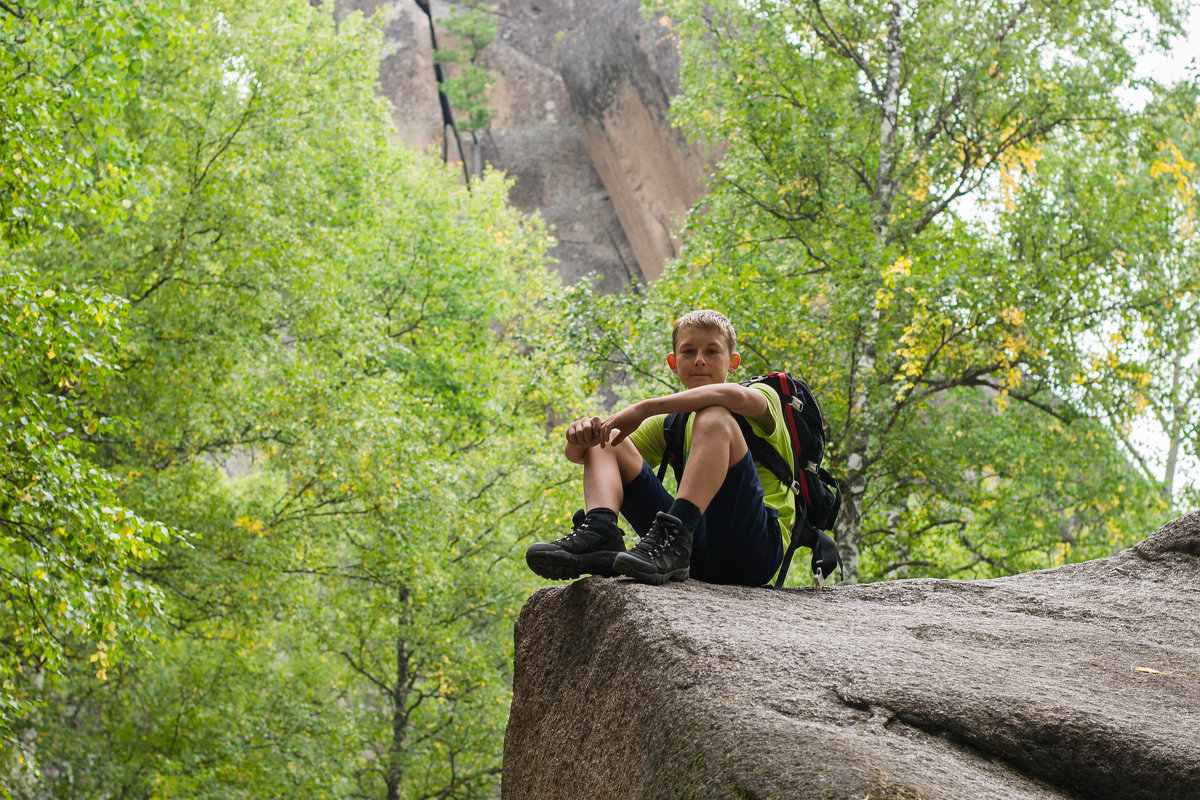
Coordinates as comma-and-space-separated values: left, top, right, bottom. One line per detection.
633, 522, 681, 560
556, 520, 614, 548
555, 524, 589, 547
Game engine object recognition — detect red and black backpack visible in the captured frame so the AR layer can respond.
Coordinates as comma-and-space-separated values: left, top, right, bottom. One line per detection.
655, 372, 843, 587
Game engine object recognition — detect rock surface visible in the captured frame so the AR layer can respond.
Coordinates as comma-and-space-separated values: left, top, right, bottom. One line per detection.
557, 0, 710, 282
502, 512, 1200, 799
337, 0, 708, 288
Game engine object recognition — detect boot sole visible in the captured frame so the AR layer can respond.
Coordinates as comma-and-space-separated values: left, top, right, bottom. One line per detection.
612, 553, 689, 585
525, 549, 623, 580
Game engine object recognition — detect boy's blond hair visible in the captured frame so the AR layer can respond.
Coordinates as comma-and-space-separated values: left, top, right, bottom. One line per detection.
672, 309, 737, 354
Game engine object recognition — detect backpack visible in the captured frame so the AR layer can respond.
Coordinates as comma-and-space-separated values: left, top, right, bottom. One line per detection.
655, 372, 843, 588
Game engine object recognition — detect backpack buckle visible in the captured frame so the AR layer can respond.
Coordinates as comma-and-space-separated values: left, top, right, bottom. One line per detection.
788, 396, 804, 412
790, 480, 803, 496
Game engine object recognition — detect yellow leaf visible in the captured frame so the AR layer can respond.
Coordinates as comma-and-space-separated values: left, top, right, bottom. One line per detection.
1000, 307, 1026, 327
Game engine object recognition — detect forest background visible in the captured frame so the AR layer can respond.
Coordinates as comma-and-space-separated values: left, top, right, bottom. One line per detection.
2, 0, 1197, 797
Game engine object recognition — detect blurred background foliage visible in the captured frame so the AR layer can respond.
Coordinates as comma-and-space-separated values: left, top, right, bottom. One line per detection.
3, 0, 586, 796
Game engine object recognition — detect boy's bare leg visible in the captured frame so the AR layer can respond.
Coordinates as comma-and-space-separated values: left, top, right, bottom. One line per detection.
613, 405, 748, 585
675, 405, 749, 513
582, 437, 644, 513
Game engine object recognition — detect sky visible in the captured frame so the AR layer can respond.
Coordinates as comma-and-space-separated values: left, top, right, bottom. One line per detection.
1133, 3, 1200, 86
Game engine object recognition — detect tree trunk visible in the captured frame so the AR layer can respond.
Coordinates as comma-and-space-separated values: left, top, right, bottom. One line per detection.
1162, 328, 1191, 504
836, 457, 867, 582
386, 585, 412, 800
471, 131, 484, 179
872, 0, 904, 237
414, 0, 471, 185
839, 0, 905, 583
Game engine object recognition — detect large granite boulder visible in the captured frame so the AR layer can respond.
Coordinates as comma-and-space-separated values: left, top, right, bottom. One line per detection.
503, 512, 1200, 799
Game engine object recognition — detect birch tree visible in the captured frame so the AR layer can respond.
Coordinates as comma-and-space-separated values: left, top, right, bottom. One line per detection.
1108, 88, 1200, 508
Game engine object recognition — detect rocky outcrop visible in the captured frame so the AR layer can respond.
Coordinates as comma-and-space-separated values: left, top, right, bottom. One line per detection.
502, 512, 1200, 799
338, 0, 709, 288
557, 0, 710, 282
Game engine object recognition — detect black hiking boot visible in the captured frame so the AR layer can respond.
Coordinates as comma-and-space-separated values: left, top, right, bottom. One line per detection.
612, 511, 692, 585
525, 509, 626, 580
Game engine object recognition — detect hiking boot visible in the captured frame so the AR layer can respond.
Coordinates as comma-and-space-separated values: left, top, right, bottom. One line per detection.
612, 511, 692, 585
525, 509, 626, 580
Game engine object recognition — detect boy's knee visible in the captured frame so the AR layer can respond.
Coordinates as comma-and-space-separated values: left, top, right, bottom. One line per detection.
582, 436, 643, 474
692, 405, 739, 438
692, 406, 749, 463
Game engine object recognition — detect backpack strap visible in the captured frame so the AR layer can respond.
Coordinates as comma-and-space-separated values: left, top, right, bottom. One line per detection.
773, 515, 842, 589
771, 374, 817, 507
810, 528, 844, 587
733, 416, 794, 489
772, 503, 809, 589
655, 412, 688, 484
732, 416, 810, 588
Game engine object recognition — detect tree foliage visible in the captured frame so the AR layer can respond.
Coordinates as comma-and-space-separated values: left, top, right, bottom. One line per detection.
436, 5, 498, 134
2, 0, 177, 749
1, 266, 170, 742
1110, 85, 1200, 508
5, 0, 1199, 793
3, 0, 583, 796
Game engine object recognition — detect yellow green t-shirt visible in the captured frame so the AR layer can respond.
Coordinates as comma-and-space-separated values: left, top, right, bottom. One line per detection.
629, 383, 797, 551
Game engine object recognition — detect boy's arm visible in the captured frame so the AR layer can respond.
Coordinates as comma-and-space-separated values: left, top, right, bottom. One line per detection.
602, 384, 769, 447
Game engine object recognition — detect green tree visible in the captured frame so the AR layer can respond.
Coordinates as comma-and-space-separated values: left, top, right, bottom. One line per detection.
1102, 86, 1200, 508
437, 3, 498, 179
437, 5, 498, 134
0, 0, 148, 246
5, 0, 583, 796
0, 267, 171, 763
1, 0, 177, 763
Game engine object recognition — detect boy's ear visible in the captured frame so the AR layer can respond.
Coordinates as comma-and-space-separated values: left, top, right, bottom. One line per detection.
667, 353, 678, 372
729, 353, 741, 371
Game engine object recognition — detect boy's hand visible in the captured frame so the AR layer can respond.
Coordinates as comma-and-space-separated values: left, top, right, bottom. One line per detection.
601, 404, 646, 448
565, 416, 607, 449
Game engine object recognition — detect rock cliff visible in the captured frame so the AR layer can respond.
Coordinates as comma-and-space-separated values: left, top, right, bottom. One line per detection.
337, 0, 708, 288
503, 512, 1200, 799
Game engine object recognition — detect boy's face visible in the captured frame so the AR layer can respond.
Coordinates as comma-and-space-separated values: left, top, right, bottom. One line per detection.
668, 326, 741, 389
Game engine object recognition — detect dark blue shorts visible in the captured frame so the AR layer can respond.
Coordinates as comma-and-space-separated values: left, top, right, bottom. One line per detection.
620, 452, 783, 587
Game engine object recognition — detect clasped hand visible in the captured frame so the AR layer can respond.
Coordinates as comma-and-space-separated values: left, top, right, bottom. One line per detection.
565, 404, 647, 450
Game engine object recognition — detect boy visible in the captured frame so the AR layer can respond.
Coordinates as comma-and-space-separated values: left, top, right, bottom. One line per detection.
525, 310, 794, 587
